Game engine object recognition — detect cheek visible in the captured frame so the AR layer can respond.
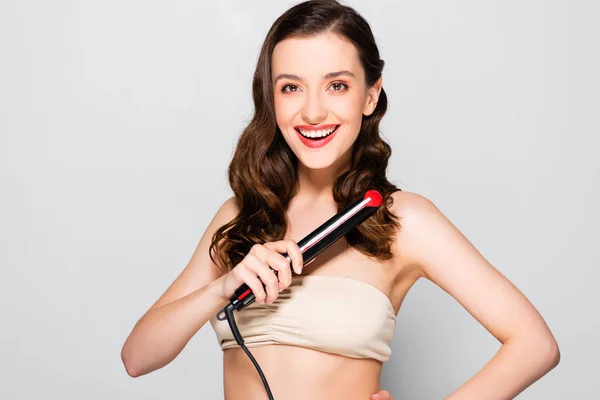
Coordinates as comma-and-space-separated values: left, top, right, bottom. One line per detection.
274, 97, 296, 125
330, 94, 365, 124
274, 99, 299, 146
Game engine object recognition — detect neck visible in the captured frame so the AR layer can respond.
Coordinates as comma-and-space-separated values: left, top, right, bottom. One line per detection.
294, 149, 352, 201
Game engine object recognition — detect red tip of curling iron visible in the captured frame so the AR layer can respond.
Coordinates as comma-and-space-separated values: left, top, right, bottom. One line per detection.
364, 190, 383, 207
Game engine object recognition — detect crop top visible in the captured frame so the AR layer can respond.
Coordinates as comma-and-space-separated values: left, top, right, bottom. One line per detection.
209, 274, 397, 363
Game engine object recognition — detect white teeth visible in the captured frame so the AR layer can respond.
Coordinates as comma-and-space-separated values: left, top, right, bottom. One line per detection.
298, 126, 337, 138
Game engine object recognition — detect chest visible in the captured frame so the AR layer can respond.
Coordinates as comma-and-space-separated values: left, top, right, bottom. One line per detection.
283, 204, 398, 305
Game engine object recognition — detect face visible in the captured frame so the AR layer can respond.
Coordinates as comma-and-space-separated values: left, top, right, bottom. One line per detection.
271, 31, 381, 170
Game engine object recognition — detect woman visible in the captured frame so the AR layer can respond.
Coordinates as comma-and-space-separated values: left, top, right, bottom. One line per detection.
121, 1, 560, 399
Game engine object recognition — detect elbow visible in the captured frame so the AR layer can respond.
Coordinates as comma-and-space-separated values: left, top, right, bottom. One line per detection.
124, 365, 141, 378
543, 336, 560, 370
121, 343, 143, 378
512, 331, 560, 374
123, 363, 142, 379
531, 333, 560, 372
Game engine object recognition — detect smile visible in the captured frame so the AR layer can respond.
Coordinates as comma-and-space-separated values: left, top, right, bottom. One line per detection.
294, 124, 340, 149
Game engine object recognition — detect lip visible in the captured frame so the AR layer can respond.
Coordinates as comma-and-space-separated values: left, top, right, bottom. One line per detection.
295, 124, 340, 149
294, 124, 339, 131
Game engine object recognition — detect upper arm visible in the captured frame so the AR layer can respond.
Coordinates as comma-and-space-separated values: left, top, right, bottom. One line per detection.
147, 195, 240, 311
392, 191, 558, 346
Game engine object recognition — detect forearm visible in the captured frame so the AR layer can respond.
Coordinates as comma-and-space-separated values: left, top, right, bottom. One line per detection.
444, 337, 560, 400
121, 275, 229, 377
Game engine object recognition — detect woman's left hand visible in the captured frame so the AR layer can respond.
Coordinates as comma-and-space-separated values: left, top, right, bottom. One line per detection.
370, 389, 394, 399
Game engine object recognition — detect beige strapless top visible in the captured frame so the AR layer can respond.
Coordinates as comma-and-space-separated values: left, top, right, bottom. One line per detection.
209, 274, 397, 363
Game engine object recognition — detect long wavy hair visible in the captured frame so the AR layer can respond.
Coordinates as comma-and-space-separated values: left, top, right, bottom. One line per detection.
209, 0, 402, 274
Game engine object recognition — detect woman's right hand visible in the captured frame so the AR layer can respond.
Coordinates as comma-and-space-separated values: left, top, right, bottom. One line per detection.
219, 240, 304, 304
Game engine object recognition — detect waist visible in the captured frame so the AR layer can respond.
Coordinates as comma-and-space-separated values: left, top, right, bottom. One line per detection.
222, 344, 382, 400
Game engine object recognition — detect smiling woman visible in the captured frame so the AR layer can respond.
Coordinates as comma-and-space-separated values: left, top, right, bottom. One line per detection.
121, 1, 559, 399
272, 33, 380, 158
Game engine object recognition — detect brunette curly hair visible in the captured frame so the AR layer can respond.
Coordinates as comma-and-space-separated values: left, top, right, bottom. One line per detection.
209, 0, 402, 274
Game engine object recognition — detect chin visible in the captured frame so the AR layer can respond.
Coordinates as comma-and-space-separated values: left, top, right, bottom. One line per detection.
296, 154, 338, 170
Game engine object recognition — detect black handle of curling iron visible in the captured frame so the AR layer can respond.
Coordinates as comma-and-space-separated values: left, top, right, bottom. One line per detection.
216, 190, 383, 320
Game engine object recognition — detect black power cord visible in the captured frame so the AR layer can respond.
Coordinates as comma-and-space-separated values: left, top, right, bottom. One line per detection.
223, 303, 275, 400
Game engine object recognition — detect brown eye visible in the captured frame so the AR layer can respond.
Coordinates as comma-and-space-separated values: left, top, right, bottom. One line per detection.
330, 82, 349, 92
281, 84, 299, 93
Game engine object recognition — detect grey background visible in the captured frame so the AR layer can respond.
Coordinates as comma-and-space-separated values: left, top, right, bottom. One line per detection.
1, 0, 597, 398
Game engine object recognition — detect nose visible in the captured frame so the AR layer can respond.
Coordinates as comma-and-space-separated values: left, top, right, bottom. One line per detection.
300, 91, 327, 124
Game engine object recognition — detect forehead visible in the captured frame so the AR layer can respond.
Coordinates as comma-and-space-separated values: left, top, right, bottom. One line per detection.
271, 32, 362, 78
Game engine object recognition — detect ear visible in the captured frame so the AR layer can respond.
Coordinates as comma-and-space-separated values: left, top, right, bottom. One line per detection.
362, 76, 383, 117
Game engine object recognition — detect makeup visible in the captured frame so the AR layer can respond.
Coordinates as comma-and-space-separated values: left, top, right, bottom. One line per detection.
295, 124, 340, 148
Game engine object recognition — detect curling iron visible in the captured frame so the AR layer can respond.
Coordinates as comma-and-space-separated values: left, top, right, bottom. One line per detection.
215, 189, 384, 400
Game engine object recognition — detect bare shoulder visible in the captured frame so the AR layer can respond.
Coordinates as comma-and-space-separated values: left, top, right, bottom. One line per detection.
389, 190, 435, 220
218, 195, 241, 220
186, 194, 241, 278
389, 190, 438, 277
148, 195, 240, 311
390, 189, 480, 278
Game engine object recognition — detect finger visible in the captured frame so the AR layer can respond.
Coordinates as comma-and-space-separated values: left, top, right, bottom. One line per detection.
273, 252, 292, 291
252, 243, 288, 293
256, 245, 286, 292
245, 253, 280, 304
252, 244, 278, 274
236, 260, 267, 304
263, 244, 293, 290
263, 240, 304, 274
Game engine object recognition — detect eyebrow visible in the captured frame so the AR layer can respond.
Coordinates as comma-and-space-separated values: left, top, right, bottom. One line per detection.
273, 70, 355, 85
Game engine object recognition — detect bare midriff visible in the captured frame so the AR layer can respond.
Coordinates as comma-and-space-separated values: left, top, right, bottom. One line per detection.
222, 344, 382, 400
217, 196, 420, 399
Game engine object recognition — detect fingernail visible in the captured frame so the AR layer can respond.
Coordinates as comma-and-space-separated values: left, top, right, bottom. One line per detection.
372, 395, 380, 400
